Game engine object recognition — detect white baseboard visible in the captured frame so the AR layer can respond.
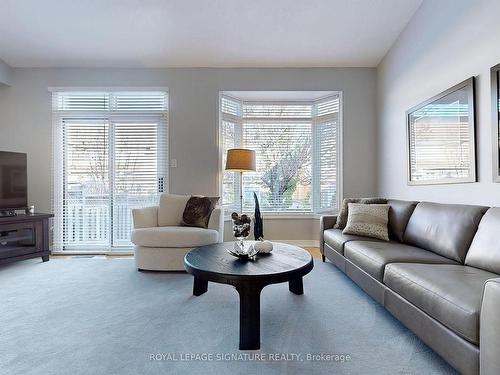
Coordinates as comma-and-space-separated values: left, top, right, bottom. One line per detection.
274, 240, 319, 248
52, 240, 320, 256
52, 250, 133, 256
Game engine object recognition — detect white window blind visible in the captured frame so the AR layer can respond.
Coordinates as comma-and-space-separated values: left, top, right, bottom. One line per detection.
220, 96, 242, 213
53, 91, 168, 112
61, 119, 110, 248
221, 96, 242, 118
221, 120, 238, 211
313, 96, 340, 211
220, 93, 341, 215
52, 90, 168, 251
242, 103, 312, 120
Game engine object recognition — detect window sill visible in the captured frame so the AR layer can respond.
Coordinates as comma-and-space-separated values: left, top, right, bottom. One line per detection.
224, 213, 332, 221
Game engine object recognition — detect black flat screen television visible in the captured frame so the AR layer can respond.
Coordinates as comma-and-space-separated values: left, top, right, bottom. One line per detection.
0, 151, 27, 210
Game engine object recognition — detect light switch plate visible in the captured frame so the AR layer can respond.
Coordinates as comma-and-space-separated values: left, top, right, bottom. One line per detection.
170, 159, 177, 168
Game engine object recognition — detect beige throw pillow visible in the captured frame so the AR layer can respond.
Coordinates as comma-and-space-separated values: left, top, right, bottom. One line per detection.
343, 203, 390, 241
334, 197, 387, 229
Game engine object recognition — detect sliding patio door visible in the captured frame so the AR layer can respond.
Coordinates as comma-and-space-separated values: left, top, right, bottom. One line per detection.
52, 91, 168, 252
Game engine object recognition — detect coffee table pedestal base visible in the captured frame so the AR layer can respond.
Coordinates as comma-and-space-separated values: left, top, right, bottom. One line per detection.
193, 277, 208, 296
192, 276, 305, 350
236, 284, 262, 350
185, 243, 313, 351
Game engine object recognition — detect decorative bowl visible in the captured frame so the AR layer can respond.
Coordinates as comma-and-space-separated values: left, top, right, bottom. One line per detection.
226, 241, 259, 259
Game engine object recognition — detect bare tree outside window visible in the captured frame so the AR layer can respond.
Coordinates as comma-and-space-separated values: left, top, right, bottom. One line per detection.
259, 133, 311, 210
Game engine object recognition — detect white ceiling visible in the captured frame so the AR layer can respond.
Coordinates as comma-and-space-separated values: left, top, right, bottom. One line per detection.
0, 0, 423, 68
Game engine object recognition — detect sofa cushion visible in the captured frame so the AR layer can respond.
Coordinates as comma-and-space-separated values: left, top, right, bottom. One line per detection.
384, 263, 498, 344
344, 241, 457, 282
387, 199, 418, 242
465, 207, 500, 274
403, 202, 487, 263
323, 228, 382, 254
158, 193, 191, 226
131, 226, 219, 248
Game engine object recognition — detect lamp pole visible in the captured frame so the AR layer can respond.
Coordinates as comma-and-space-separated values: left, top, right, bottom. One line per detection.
225, 148, 256, 214
239, 171, 243, 212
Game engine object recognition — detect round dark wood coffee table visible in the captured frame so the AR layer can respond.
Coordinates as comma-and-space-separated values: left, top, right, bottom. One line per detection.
184, 242, 314, 350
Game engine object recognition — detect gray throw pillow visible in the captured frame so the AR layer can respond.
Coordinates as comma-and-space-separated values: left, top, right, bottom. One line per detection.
343, 203, 390, 241
334, 197, 387, 229
181, 196, 219, 229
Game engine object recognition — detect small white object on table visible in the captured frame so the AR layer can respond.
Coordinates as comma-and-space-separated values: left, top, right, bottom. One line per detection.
254, 240, 273, 253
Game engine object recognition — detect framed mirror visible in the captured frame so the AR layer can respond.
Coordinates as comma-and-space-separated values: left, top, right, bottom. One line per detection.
491, 63, 500, 182
406, 78, 476, 185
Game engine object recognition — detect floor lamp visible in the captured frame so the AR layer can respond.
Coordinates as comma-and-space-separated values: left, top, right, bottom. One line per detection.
225, 148, 256, 212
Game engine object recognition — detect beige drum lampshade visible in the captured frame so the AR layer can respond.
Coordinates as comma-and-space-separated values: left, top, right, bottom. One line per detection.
225, 148, 256, 172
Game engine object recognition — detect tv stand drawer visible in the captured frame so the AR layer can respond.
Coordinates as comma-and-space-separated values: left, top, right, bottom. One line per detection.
0, 245, 38, 258
0, 213, 53, 265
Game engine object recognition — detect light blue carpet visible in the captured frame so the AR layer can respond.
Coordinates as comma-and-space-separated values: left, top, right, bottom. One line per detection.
0, 258, 457, 375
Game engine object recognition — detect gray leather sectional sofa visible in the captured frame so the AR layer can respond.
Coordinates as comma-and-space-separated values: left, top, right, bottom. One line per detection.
320, 200, 500, 375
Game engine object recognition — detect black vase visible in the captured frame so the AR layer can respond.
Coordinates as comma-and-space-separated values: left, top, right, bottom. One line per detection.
253, 192, 264, 240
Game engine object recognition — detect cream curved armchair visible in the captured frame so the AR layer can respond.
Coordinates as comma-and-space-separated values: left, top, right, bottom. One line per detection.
131, 194, 224, 271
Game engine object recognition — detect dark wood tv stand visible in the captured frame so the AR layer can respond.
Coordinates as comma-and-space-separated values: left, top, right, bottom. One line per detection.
0, 213, 53, 266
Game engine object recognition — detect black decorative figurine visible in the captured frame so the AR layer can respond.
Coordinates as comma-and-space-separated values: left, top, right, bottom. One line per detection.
253, 192, 264, 240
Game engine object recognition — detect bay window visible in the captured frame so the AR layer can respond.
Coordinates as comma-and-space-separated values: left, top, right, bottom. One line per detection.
220, 92, 342, 215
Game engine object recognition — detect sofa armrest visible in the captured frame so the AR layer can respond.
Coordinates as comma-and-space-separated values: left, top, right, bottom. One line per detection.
480, 277, 500, 375
207, 207, 224, 243
320, 215, 337, 255
132, 206, 158, 229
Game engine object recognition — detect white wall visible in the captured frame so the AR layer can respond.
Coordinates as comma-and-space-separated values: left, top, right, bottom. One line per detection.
0, 67, 377, 242
377, 0, 500, 206
0, 58, 13, 86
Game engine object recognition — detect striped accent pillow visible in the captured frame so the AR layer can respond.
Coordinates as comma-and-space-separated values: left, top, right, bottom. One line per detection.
342, 203, 390, 241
